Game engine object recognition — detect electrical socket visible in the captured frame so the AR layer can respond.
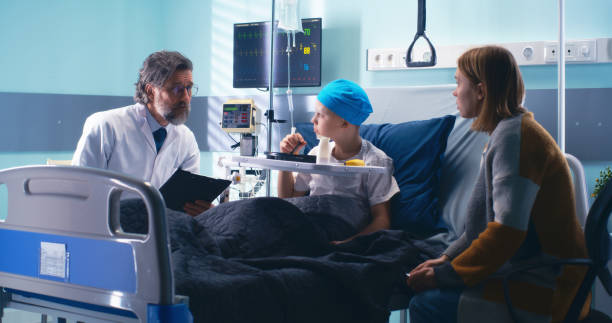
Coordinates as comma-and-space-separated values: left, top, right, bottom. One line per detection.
367, 48, 406, 70
545, 45, 559, 62
367, 49, 384, 70
366, 38, 609, 71
545, 40, 596, 63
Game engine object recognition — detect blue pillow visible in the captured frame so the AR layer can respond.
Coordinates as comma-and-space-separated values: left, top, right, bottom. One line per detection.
295, 115, 455, 237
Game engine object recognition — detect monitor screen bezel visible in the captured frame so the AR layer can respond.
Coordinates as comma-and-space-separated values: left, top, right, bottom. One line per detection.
233, 18, 322, 89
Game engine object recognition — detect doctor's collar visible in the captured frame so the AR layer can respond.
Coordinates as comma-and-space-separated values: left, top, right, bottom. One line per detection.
145, 106, 165, 132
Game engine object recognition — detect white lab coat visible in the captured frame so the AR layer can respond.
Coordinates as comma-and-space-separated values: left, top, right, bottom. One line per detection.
72, 103, 200, 188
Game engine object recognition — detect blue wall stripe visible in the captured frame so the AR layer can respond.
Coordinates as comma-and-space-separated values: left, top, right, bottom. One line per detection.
525, 88, 612, 161
0, 89, 609, 161
0, 92, 133, 151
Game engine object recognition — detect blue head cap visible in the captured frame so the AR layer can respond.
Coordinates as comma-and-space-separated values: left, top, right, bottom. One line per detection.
316, 79, 373, 126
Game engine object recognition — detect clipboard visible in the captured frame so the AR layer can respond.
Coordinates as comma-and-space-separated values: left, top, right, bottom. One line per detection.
159, 169, 231, 211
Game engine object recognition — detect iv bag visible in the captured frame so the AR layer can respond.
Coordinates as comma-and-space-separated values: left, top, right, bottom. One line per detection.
277, 0, 303, 33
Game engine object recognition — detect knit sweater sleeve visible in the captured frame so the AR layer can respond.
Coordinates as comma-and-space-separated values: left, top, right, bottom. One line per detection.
443, 232, 469, 259
436, 115, 542, 287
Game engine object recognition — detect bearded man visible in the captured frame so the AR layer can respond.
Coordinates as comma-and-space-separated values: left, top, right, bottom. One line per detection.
73, 50, 210, 215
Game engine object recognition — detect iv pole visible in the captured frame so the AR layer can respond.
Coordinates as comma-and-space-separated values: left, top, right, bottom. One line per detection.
265, 0, 276, 196
558, 0, 566, 153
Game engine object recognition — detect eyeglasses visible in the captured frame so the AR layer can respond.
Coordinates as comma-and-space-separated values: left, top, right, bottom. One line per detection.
166, 84, 198, 97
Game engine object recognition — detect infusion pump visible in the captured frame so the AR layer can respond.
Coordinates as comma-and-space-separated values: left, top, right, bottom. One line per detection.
220, 99, 258, 156
221, 99, 256, 133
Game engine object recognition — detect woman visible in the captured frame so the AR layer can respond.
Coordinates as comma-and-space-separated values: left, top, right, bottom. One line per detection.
406, 46, 589, 322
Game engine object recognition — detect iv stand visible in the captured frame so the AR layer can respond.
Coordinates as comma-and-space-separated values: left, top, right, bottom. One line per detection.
557, 0, 566, 153
265, 0, 276, 197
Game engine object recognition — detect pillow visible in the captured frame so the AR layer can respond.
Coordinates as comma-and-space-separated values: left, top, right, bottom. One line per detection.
295, 115, 455, 237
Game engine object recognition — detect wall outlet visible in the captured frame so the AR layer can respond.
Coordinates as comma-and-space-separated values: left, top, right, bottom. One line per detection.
545, 40, 597, 63
545, 44, 559, 62
366, 38, 609, 71
367, 48, 407, 70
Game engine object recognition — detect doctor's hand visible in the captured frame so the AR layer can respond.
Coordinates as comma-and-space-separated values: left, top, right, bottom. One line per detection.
183, 200, 213, 217
280, 133, 306, 155
330, 238, 350, 245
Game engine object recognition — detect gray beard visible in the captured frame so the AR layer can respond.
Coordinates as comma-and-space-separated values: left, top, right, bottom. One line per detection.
158, 102, 190, 125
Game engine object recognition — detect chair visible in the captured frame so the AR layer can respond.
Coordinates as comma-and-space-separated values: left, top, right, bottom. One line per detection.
501, 178, 612, 323
566, 153, 589, 227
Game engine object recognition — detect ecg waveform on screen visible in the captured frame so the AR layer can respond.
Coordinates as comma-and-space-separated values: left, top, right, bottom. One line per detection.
233, 18, 322, 88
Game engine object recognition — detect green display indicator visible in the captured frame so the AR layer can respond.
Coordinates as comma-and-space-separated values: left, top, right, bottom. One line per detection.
224, 106, 238, 111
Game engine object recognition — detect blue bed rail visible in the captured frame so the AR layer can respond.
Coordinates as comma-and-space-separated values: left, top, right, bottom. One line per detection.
0, 165, 192, 322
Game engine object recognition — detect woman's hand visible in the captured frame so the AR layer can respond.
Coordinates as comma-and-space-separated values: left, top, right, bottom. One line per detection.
409, 254, 450, 275
406, 267, 437, 293
280, 133, 306, 154
405, 254, 449, 292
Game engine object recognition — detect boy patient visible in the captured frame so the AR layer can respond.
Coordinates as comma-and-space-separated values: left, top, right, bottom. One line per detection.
278, 79, 400, 244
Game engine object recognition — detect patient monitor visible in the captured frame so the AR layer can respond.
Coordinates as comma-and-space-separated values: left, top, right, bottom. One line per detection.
221, 99, 258, 156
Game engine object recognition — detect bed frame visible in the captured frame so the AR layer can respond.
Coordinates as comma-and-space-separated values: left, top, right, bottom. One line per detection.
0, 165, 192, 322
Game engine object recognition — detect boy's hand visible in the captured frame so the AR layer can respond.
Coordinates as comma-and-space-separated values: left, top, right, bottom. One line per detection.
280, 133, 306, 155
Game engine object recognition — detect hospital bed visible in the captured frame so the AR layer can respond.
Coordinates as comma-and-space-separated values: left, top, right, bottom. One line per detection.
0, 85, 592, 323
0, 166, 192, 322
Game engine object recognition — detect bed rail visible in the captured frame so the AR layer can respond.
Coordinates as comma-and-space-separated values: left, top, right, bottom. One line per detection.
0, 165, 190, 322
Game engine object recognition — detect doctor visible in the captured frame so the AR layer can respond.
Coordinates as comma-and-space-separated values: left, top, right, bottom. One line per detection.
72, 50, 210, 216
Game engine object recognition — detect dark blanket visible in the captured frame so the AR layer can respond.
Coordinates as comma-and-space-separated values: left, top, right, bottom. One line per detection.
121, 196, 442, 323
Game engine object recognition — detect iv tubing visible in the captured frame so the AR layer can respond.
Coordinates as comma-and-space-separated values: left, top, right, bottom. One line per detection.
287, 31, 295, 131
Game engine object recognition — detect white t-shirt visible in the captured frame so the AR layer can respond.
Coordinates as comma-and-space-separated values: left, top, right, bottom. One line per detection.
294, 139, 400, 207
